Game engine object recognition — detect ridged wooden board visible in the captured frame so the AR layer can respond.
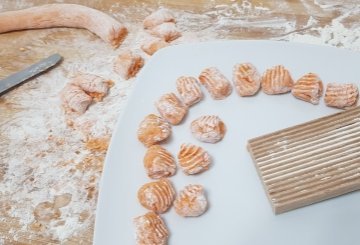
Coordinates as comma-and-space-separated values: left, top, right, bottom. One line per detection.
248, 106, 360, 214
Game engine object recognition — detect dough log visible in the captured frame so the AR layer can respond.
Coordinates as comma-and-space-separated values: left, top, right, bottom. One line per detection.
0, 4, 128, 48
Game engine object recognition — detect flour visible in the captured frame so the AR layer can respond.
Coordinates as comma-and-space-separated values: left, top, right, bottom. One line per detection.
284, 13, 360, 51
0, 0, 359, 243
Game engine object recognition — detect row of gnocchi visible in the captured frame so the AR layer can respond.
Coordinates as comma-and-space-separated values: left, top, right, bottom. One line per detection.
167, 63, 358, 110
139, 64, 358, 132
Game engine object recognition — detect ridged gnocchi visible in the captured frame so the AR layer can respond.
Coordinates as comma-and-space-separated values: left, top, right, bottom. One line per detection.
324, 83, 358, 109
133, 211, 169, 245
292, 72, 323, 104
199, 67, 232, 100
262, 65, 294, 94
137, 178, 175, 213
233, 63, 261, 96
144, 145, 177, 179
155, 93, 188, 125
137, 114, 172, 147
178, 143, 211, 175
176, 76, 203, 106
191, 115, 226, 143
174, 184, 208, 217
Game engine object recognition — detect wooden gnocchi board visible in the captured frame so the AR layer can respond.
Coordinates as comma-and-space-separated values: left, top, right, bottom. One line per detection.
248, 106, 360, 214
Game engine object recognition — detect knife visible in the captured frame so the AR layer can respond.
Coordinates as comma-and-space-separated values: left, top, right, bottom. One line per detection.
0, 53, 62, 95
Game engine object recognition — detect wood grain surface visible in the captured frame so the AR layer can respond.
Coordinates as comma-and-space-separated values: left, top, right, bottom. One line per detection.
0, 0, 358, 244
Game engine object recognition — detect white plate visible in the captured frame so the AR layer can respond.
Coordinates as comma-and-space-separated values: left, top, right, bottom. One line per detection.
94, 40, 360, 245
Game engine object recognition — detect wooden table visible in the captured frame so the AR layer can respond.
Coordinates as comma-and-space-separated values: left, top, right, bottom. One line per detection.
0, 0, 358, 244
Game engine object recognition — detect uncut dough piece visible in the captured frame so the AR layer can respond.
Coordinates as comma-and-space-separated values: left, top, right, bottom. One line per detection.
60, 84, 92, 114
148, 22, 181, 42
177, 144, 211, 175
262, 65, 294, 94
137, 114, 172, 147
324, 83, 359, 109
141, 37, 169, 56
143, 8, 175, 29
199, 67, 232, 100
70, 74, 112, 102
155, 93, 188, 125
174, 184, 208, 217
233, 63, 261, 96
191, 115, 226, 143
133, 211, 169, 245
0, 4, 127, 48
176, 76, 203, 106
113, 50, 144, 80
144, 145, 177, 179
137, 179, 175, 213
292, 72, 323, 105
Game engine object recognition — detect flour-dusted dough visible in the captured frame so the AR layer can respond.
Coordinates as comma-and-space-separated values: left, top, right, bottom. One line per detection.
60, 84, 93, 114
177, 143, 211, 175
233, 63, 261, 96
144, 145, 177, 179
148, 22, 181, 42
70, 74, 112, 102
190, 115, 226, 143
155, 93, 188, 125
324, 83, 359, 109
137, 114, 172, 147
133, 212, 169, 245
113, 50, 144, 80
292, 72, 323, 104
174, 184, 208, 217
199, 67, 232, 100
60, 74, 112, 114
261, 65, 294, 94
0, 4, 128, 48
141, 37, 169, 56
137, 178, 175, 214
176, 76, 203, 106
143, 8, 175, 29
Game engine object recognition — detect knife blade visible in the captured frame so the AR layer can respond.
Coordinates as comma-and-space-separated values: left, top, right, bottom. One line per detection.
0, 53, 62, 95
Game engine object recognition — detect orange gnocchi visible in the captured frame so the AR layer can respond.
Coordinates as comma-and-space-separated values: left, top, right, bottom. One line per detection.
137, 178, 175, 214
137, 114, 172, 147
233, 63, 261, 96
199, 67, 232, 99
262, 65, 294, 94
144, 145, 177, 179
177, 143, 211, 175
191, 115, 226, 143
133, 211, 169, 245
155, 93, 188, 125
292, 72, 323, 104
176, 76, 203, 106
324, 83, 359, 109
174, 184, 208, 217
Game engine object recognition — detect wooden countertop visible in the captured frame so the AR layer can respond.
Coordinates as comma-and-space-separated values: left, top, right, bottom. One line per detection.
0, 0, 358, 244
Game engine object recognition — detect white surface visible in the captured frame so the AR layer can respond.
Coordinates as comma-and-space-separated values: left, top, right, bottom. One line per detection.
94, 40, 360, 245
